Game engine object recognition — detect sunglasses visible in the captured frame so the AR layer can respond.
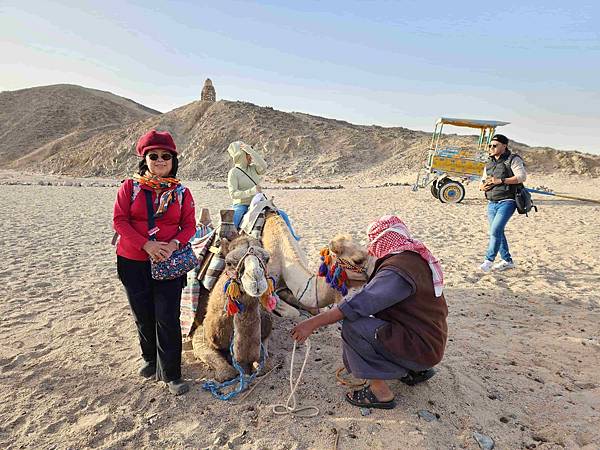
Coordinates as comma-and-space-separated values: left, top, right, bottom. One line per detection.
147, 152, 173, 161
488, 143, 502, 149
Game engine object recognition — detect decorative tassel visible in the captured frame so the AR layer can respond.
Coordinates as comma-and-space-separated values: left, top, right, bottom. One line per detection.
261, 294, 278, 312
260, 277, 277, 311
226, 280, 241, 299
318, 247, 331, 277
226, 298, 240, 316
317, 247, 349, 296
318, 261, 328, 277
224, 278, 243, 316
339, 270, 348, 285
333, 265, 342, 283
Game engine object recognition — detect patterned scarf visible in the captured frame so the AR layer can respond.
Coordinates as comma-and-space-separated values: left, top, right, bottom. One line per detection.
367, 215, 444, 297
133, 173, 182, 218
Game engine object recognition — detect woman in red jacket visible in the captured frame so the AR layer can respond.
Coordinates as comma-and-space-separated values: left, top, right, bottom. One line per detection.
113, 130, 196, 396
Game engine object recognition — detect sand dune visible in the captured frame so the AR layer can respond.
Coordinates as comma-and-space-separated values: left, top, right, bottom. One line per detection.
1, 170, 599, 449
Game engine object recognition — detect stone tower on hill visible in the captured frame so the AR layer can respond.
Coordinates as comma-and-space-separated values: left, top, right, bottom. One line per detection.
201, 78, 216, 102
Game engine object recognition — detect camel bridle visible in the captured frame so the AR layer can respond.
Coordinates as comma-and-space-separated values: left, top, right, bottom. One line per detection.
225, 246, 269, 285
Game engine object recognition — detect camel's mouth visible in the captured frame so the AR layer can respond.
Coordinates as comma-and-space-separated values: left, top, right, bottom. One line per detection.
240, 254, 268, 297
241, 275, 268, 297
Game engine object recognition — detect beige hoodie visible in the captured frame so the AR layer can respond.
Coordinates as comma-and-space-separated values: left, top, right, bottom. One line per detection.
227, 141, 268, 205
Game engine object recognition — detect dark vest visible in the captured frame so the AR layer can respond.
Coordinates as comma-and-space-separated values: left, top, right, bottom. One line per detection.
373, 252, 448, 368
485, 150, 519, 201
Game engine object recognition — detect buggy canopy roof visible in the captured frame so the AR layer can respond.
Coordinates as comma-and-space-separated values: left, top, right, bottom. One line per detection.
436, 117, 510, 129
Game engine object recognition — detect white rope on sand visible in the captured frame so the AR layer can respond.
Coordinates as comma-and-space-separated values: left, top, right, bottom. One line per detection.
272, 339, 320, 418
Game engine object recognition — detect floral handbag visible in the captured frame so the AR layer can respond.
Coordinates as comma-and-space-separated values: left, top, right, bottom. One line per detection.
144, 190, 199, 281
151, 242, 199, 280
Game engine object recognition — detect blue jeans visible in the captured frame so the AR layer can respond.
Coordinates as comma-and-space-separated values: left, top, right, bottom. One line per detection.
231, 204, 300, 241
232, 204, 249, 229
485, 200, 516, 263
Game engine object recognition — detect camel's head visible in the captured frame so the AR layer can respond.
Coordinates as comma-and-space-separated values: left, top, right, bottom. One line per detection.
316, 234, 369, 301
329, 234, 368, 267
224, 235, 270, 298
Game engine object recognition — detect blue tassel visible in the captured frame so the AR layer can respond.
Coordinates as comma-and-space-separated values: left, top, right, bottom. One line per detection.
333, 266, 342, 281
340, 284, 348, 296
235, 300, 245, 313
318, 262, 328, 277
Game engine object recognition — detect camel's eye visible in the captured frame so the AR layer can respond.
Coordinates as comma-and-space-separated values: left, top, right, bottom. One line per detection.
225, 260, 234, 267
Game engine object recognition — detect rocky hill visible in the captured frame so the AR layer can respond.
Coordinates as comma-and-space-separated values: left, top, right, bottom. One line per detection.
2, 85, 599, 180
0, 84, 160, 166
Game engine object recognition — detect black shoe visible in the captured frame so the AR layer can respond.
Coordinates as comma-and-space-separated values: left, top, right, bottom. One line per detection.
167, 379, 190, 396
138, 361, 156, 378
400, 369, 436, 386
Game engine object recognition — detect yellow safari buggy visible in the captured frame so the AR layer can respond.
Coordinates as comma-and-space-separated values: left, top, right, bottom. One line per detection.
412, 117, 509, 203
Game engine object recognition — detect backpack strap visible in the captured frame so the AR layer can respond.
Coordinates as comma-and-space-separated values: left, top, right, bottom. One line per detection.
503, 153, 526, 189
144, 190, 158, 241
131, 180, 142, 203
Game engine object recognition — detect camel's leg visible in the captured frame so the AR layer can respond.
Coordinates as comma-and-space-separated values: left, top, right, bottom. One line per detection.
192, 326, 237, 382
273, 289, 305, 318
196, 347, 237, 382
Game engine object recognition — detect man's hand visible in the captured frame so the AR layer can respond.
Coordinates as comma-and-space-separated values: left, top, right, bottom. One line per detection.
255, 185, 262, 193
291, 319, 316, 344
481, 177, 498, 191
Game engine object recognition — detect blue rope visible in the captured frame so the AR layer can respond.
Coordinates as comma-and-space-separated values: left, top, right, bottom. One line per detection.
201, 338, 266, 401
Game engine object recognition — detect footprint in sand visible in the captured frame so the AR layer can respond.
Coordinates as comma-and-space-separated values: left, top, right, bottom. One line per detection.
75, 306, 94, 315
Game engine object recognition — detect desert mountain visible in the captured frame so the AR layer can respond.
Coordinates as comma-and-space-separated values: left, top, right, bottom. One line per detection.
2, 85, 599, 180
0, 84, 160, 166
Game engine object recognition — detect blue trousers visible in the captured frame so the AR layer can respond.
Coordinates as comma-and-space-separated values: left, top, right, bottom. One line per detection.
485, 200, 516, 263
232, 204, 249, 229
232, 204, 300, 240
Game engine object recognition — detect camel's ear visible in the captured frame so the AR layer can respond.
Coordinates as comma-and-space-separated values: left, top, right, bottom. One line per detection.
329, 233, 353, 255
330, 233, 368, 265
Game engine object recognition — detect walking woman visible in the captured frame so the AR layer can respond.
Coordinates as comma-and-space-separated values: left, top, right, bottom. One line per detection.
113, 130, 196, 395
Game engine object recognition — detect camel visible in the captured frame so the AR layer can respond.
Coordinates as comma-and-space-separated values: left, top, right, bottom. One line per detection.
192, 234, 273, 381
261, 212, 368, 315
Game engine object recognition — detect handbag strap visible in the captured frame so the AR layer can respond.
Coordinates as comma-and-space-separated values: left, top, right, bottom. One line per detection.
237, 167, 258, 186
144, 189, 157, 241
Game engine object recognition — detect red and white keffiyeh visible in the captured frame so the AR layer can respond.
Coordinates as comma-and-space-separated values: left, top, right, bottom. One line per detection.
367, 215, 444, 297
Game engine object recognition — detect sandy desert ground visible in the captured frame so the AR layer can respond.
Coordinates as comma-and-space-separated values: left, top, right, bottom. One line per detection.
0, 169, 599, 450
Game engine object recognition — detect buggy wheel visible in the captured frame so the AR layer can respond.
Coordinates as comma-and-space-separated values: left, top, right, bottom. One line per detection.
438, 180, 465, 203
430, 180, 439, 198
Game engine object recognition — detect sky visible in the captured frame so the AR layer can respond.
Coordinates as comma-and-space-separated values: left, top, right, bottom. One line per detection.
1, 0, 599, 154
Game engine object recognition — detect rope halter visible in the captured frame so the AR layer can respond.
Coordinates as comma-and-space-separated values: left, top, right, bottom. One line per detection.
224, 246, 277, 316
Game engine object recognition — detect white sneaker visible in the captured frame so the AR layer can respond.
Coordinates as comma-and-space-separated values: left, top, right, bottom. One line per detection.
492, 260, 515, 271
480, 260, 494, 273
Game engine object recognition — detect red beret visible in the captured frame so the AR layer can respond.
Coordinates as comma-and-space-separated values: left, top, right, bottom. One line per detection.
136, 130, 177, 156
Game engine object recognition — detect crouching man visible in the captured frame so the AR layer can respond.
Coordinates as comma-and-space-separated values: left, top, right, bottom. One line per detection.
291, 215, 448, 409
